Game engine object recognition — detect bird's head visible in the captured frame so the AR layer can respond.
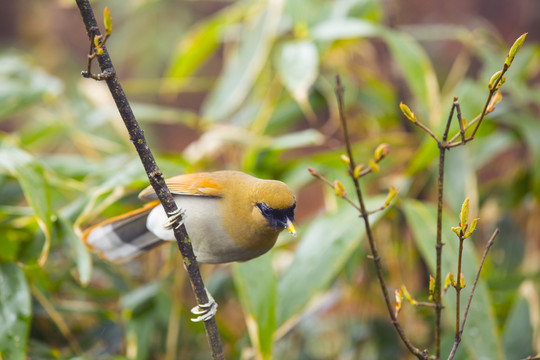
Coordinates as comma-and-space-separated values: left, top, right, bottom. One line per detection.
251, 180, 296, 236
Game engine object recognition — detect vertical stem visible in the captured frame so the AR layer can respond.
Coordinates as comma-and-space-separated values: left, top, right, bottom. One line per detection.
455, 236, 464, 339
435, 102, 456, 359
434, 146, 445, 359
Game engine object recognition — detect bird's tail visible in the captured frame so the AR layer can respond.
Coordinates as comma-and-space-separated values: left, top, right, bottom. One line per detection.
82, 201, 167, 262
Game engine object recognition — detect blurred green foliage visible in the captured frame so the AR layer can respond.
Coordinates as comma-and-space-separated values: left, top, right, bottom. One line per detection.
0, 0, 539, 359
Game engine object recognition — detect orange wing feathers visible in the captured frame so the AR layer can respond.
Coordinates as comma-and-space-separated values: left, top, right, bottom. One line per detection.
138, 172, 225, 201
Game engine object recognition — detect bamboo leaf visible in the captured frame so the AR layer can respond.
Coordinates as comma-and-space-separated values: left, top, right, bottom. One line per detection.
0, 141, 53, 265
0, 263, 31, 360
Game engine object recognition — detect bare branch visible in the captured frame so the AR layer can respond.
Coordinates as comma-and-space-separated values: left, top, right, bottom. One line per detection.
74, 2, 224, 358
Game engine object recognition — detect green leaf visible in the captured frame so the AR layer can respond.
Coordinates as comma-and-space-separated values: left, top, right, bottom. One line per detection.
380, 29, 441, 126
311, 18, 378, 41
166, 2, 248, 79
275, 40, 319, 103
405, 138, 438, 176
502, 292, 533, 359
202, 0, 284, 122
402, 200, 502, 359
0, 52, 63, 121
131, 103, 199, 127
233, 254, 276, 360
121, 282, 162, 360
0, 141, 52, 265
503, 113, 540, 196
444, 147, 478, 216
0, 263, 31, 360
277, 198, 385, 328
58, 217, 92, 286
270, 129, 324, 150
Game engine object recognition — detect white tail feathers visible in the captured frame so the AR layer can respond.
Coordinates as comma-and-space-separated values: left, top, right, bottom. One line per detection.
82, 203, 167, 262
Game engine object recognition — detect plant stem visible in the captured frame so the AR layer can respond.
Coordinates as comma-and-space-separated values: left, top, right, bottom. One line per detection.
455, 236, 464, 339
74, 2, 224, 359
336, 75, 427, 360
434, 100, 457, 359
447, 229, 499, 360
434, 146, 445, 360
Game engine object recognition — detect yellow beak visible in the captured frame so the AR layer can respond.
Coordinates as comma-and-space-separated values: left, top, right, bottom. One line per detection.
285, 218, 297, 237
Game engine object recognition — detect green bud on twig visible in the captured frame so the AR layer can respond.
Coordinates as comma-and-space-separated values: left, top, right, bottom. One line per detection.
384, 186, 399, 208
334, 180, 346, 198
353, 164, 364, 179
460, 198, 470, 233
444, 272, 454, 291
369, 160, 379, 173
93, 35, 103, 55
104, 7, 113, 35
487, 91, 503, 113
374, 143, 390, 162
494, 76, 506, 90
464, 217, 479, 239
505, 33, 527, 68
448, 272, 457, 289
394, 289, 403, 318
399, 102, 416, 123
401, 285, 418, 306
488, 70, 502, 90
428, 275, 435, 301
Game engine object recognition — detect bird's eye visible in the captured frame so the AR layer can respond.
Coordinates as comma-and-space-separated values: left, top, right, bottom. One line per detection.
256, 202, 295, 230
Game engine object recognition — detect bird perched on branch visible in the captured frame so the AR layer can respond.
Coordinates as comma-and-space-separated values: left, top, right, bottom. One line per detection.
83, 170, 296, 264
83, 170, 296, 321
83, 171, 296, 258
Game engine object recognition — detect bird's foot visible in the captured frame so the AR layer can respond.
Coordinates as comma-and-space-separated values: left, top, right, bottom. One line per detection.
163, 208, 186, 230
191, 288, 218, 322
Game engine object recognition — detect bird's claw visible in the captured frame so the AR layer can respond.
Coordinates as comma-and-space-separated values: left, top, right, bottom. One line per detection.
163, 208, 186, 230
191, 289, 218, 322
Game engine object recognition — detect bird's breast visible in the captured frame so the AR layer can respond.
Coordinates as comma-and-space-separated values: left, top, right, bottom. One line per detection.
146, 195, 277, 264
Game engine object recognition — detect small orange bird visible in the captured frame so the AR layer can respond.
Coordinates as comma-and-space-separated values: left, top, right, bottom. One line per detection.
82, 170, 296, 264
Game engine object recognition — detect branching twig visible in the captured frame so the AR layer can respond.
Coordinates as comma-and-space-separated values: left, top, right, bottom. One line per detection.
447, 228, 499, 360
308, 169, 361, 211
335, 75, 428, 360
74, 2, 224, 359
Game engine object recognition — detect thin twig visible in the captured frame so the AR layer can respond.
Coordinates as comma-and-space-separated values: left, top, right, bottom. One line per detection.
308, 169, 361, 211
415, 301, 437, 308
453, 99, 466, 144
455, 235, 465, 340
412, 119, 440, 144
74, 2, 224, 359
336, 75, 428, 360
447, 67, 506, 146
447, 228, 499, 360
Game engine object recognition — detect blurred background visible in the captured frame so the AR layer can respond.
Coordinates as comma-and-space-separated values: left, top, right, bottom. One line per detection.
0, 0, 539, 359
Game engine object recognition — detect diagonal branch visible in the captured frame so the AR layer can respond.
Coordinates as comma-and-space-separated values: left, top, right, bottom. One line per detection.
74, 2, 224, 359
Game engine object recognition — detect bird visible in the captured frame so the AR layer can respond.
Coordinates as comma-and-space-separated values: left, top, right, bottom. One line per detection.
82, 170, 296, 265
82, 170, 296, 321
